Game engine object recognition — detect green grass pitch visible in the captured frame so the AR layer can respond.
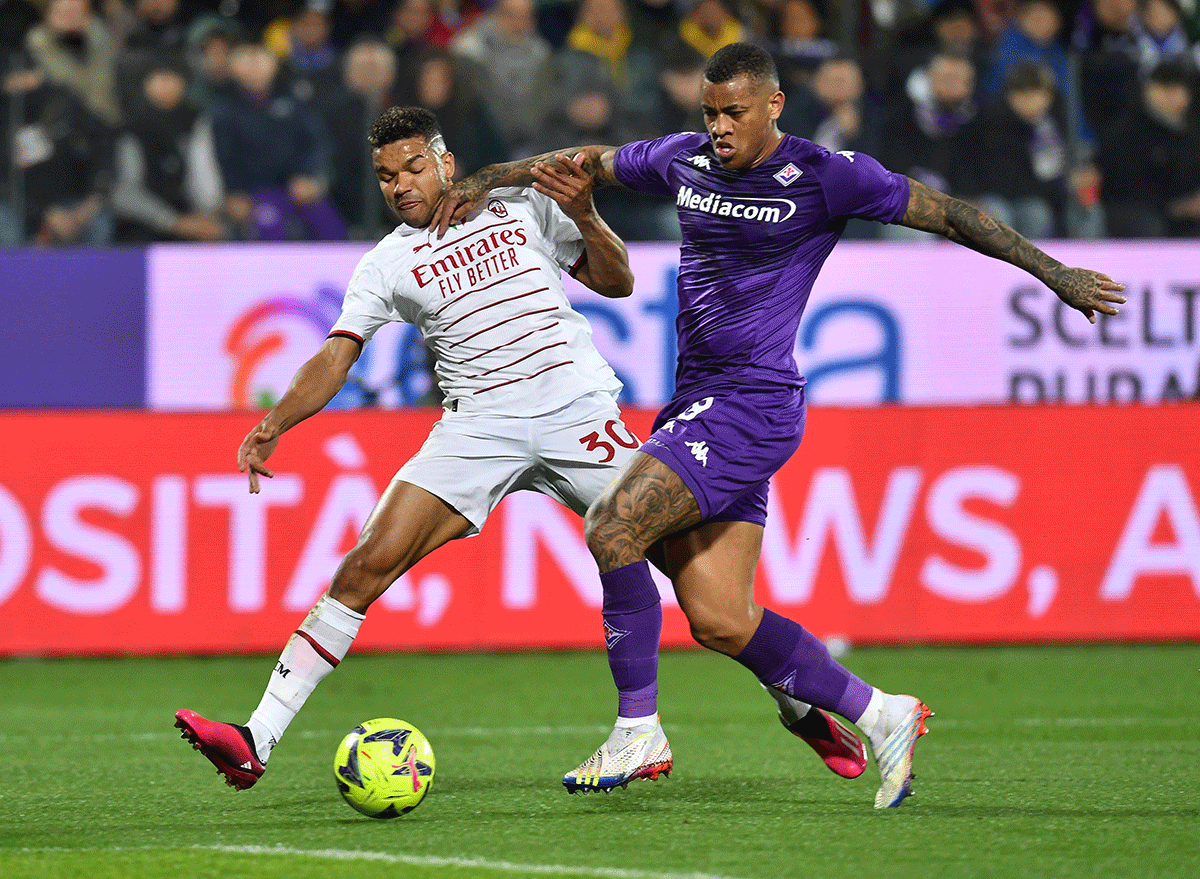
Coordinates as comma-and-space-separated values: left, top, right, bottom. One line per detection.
2, 644, 1197, 879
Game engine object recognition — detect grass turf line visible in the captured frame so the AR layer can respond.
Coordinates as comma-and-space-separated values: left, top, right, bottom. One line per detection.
0, 645, 1197, 879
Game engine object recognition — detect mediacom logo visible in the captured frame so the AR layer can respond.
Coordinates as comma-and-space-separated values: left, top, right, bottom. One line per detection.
675, 186, 797, 222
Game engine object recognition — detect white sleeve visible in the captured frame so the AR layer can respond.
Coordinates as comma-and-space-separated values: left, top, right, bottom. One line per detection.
508, 187, 586, 273
328, 256, 401, 345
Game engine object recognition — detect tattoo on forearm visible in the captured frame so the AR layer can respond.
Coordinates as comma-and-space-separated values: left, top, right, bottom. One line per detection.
905, 180, 1064, 286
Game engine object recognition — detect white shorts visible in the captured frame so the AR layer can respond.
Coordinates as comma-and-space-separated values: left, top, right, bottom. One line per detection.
396, 391, 642, 536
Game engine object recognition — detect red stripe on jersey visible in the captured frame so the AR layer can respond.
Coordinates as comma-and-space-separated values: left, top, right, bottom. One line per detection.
431, 218, 520, 253
448, 306, 559, 348
473, 360, 573, 394
327, 330, 363, 345
294, 630, 340, 667
568, 250, 587, 277
443, 287, 550, 333
458, 322, 557, 364
431, 267, 538, 318
472, 340, 569, 378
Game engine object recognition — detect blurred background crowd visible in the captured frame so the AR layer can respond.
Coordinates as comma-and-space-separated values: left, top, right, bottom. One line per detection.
1, 0, 1198, 246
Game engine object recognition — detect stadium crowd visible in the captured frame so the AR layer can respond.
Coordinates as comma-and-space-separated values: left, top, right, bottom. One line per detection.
0, 0, 1198, 245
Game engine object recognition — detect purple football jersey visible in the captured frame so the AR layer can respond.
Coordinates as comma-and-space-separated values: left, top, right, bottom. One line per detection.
614, 132, 910, 396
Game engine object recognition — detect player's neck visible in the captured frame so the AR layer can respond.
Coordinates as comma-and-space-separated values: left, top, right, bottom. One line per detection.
747, 130, 785, 169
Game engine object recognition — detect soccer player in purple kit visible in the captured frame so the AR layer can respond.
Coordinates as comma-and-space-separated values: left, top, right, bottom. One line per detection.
434, 42, 1126, 808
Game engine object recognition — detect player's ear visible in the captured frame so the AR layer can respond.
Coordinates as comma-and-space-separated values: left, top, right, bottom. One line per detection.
443, 150, 456, 181
767, 89, 785, 122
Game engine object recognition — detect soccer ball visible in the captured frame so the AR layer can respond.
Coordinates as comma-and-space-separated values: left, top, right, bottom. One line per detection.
333, 718, 436, 818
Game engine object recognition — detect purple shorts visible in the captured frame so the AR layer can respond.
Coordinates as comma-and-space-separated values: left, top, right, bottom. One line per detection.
642, 385, 806, 526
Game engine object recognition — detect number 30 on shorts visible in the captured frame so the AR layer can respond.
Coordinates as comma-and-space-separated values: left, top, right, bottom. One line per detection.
578, 420, 640, 463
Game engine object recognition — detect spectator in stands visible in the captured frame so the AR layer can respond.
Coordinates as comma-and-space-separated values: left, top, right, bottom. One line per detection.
678, 0, 747, 59
877, 49, 976, 215
391, 0, 470, 47
957, 60, 1103, 239
786, 53, 882, 150
770, 0, 838, 97
112, 58, 229, 242
801, 54, 885, 238
1135, 0, 1193, 74
635, 36, 707, 137
327, 0, 394, 50
212, 40, 347, 240
123, 0, 189, 56
411, 48, 507, 176
185, 15, 240, 112
116, 0, 191, 116
387, 0, 440, 87
564, 0, 659, 94
534, 61, 640, 151
450, 0, 555, 152
321, 36, 403, 234
1096, 58, 1200, 236
886, 0, 988, 98
626, 0, 682, 48
263, 0, 340, 76
1072, 0, 1142, 134
0, 53, 115, 245
982, 0, 1070, 98
25, 0, 122, 125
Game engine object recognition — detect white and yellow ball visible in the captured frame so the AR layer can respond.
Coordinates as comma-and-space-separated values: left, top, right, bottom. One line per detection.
333, 718, 435, 818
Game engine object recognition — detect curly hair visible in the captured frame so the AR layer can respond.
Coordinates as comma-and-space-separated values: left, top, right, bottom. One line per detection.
367, 106, 447, 152
703, 42, 780, 89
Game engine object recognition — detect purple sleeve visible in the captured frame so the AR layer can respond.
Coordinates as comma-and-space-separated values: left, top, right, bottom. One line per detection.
817, 150, 911, 224
613, 133, 696, 196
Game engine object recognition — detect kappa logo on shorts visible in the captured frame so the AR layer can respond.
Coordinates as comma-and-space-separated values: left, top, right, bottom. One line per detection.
686, 440, 710, 467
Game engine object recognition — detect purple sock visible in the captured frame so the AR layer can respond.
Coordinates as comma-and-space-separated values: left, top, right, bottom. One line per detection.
600, 561, 661, 717
734, 609, 872, 721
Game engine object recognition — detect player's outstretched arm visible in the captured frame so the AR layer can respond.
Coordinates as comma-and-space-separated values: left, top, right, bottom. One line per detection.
432, 145, 622, 237
533, 151, 633, 299
898, 178, 1126, 324
237, 335, 361, 493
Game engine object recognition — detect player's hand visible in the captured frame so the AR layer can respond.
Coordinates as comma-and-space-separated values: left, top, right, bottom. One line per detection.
431, 179, 488, 238
237, 425, 280, 494
1052, 268, 1126, 324
531, 152, 596, 222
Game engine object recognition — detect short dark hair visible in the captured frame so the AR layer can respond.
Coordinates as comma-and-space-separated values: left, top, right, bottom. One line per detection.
703, 42, 780, 89
1146, 57, 1192, 88
1004, 60, 1056, 94
368, 106, 444, 150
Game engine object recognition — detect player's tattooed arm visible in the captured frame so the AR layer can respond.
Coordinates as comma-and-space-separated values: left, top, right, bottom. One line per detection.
899, 178, 1126, 324
432, 146, 621, 236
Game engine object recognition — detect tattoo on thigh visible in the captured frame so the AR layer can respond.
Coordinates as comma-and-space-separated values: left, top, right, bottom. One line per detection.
591, 456, 701, 570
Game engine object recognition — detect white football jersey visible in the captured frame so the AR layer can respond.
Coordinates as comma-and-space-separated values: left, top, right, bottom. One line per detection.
330, 188, 622, 415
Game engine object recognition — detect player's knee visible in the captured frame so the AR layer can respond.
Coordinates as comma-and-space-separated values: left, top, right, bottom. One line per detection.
328, 544, 396, 613
685, 607, 750, 657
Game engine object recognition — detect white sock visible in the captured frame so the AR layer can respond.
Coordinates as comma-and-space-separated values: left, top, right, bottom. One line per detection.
245, 594, 364, 763
763, 684, 813, 726
854, 688, 919, 756
615, 713, 659, 729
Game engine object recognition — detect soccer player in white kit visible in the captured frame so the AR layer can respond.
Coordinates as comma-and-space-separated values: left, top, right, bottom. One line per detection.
171, 105, 642, 788
174, 106, 866, 792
